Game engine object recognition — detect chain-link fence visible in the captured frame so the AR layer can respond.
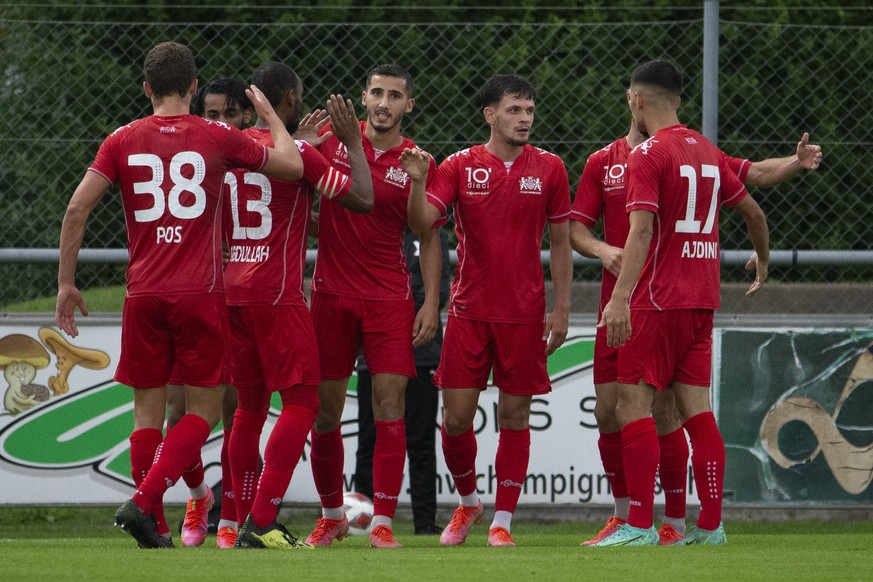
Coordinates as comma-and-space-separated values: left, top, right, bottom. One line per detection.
1, 6, 870, 313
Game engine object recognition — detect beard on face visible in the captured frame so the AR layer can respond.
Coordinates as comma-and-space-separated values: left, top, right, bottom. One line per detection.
369, 107, 402, 132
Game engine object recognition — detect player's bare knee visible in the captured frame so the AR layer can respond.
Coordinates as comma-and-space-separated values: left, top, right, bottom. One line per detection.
593, 399, 620, 433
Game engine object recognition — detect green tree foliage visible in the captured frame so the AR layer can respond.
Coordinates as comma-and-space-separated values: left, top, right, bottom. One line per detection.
1, 2, 870, 304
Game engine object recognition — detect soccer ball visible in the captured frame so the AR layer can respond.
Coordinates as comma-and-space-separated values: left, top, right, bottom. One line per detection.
343, 492, 374, 536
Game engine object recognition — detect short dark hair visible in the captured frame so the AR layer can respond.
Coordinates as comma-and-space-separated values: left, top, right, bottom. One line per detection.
366, 64, 414, 96
480, 75, 536, 108
192, 78, 252, 117
251, 62, 301, 108
143, 42, 198, 98
631, 60, 683, 96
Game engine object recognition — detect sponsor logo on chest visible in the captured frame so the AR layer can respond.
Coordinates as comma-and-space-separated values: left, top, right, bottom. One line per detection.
602, 163, 626, 191
331, 143, 350, 169
464, 166, 492, 196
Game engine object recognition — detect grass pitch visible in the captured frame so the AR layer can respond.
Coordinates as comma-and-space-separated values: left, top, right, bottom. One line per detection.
1, 507, 871, 581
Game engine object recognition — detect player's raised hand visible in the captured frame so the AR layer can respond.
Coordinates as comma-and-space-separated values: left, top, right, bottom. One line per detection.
246, 85, 280, 126
796, 132, 822, 171
399, 148, 430, 182
294, 108, 331, 147
325, 94, 362, 147
744, 251, 769, 297
598, 298, 631, 348
56, 284, 88, 338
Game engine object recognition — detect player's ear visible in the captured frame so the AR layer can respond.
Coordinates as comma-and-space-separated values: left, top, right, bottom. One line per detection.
483, 106, 495, 125
187, 79, 198, 98
361, 90, 367, 107
405, 97, 415, 114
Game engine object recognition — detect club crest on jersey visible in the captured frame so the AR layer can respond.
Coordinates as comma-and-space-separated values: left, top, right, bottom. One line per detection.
636, 138, 659, 156
519, 176, 542, 195
204, 119, 232, 131
385, 166, 409, 187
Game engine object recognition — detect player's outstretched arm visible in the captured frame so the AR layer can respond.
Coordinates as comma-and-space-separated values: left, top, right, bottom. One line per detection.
56, 171, 110, 337
569, 221, 623, 278
326, 94, 373, 214
744, 132, 822, 188
733, 195, 770, 297
545, 221, 572, 355
412, 228, 441, 348
401, 148, 439, 234
247, 85, 304, 182
599, 210, 653, 347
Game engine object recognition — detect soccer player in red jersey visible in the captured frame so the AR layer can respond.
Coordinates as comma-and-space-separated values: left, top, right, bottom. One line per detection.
572, 125, 820, 546
594, 60, 770, 546
404, 75, 573, 547
159, 77, 257, 549
305, 64, 441, 550
226, 62, 374, 549
55, 42, 305, 549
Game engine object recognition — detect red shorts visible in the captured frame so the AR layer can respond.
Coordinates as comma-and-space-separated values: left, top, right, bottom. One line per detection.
617, 309, 713, 391
593, 324, 619, 385
169, 335, 232, 385
227, 304, 321, 391
115, 293, 228, 389
434, 316, 550, 396
310, 291, 416, 380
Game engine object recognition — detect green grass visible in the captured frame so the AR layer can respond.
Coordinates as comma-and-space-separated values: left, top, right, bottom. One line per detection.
1, 508, 871, 581
2, 285, 125, 313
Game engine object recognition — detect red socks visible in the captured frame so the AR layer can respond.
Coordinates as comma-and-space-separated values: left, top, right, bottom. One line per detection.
219, 427, 237, 522
229, 408, 267, 524
181, 456, 205, 489
621, 417, 659, 529
133, 414, 210, 514
494, 427, 530, 513
310, 426, 345, 510
658, 427, 690, 521
684, 412, 725, 531
597, 431, 628, 499
372, 419, 407, 518
250, 386, 318, 528
441, 425, 479, 497
129, 428, 168, 535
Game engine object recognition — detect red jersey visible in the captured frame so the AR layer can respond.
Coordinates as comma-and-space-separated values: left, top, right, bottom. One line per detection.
88, 115, 267, 297
312, 121, 436, 300
427, 144, 571, 324
625, 125, 748, 311
223, 129, 351, 306
571, 138, 750, 308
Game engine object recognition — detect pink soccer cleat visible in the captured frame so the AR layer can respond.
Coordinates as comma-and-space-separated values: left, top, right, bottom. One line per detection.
369, 524, 402, 549
439, 501, 484, 546
305, 516, 350, 547
180, 487, 214, 547
487, 527, 516, 547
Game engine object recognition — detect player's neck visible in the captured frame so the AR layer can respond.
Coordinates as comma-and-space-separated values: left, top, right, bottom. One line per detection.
364, 123, 403, 151
151, 94, 191, 117
484, 139, 524, 163
643, 113, 682, 136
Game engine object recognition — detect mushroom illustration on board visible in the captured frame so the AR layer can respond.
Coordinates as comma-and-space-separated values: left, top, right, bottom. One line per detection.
1, 334, 52, 415
38, 328, 110, 396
